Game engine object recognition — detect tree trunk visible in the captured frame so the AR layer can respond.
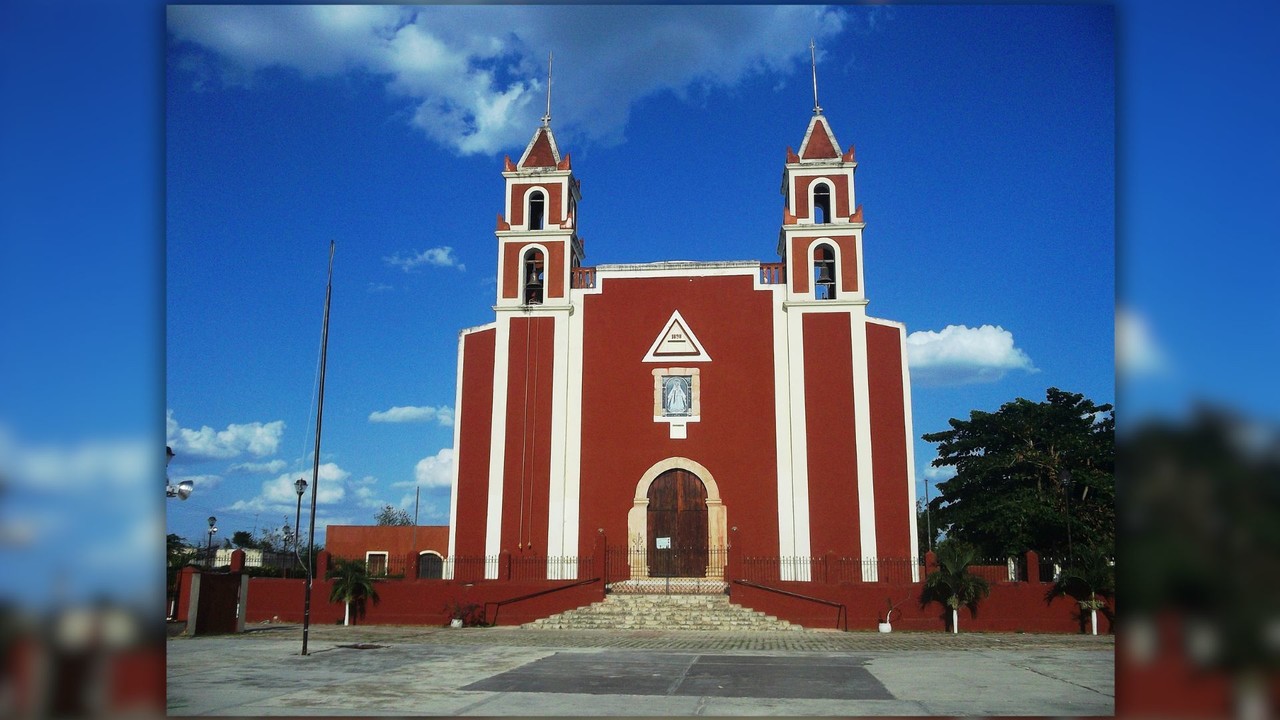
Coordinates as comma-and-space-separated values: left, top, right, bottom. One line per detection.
343, 601, 350, 627
951, 608, 958, 634
1090, 608, 1097, 636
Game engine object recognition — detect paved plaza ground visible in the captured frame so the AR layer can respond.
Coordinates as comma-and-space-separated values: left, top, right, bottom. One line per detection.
166, 624, 1114, 716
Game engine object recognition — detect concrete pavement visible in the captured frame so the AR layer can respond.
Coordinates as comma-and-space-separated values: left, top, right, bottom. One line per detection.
166, 624, 1113, 716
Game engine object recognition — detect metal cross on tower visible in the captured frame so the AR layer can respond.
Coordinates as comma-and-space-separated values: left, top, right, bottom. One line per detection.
541, 52, 553, 127
810, 39, 823, 116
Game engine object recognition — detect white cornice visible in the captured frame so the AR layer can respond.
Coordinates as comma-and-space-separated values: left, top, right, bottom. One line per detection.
503, 169, 572, 180
785, 160, 855, 171
782, 299, 869, 311
493, 303, 575, 315
496, 230, 578, 240
458, 321, 497, 336
781, 223, 866, 232
596, 260, 760, 273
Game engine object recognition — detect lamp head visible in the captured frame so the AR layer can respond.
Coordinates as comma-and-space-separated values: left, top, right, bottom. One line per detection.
294, 477, 308, 497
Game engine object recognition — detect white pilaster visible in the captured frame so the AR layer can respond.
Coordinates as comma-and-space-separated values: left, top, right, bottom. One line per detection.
543, 307, 575, 578
782, 305, 812, 580
445, 329, 472, 579
849, 307, 878, 580
896, 321, 921, 582
483, 315, 512, 577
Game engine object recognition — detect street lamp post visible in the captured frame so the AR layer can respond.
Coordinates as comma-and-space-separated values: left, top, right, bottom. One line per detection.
205, 516, 218, 569
293, 478, 307, 569
1060, 469, 1073, 567
165, 446, 194, 500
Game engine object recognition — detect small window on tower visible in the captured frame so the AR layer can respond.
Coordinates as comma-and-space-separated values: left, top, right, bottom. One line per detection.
523, 248, 545, 305
814, 244, 837, 300
528, 190, 546, 230
813, 182, 832, 224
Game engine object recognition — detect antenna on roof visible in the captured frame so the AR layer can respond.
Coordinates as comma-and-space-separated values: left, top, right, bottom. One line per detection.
541, 52, 553, 127
810, 38, 823, 116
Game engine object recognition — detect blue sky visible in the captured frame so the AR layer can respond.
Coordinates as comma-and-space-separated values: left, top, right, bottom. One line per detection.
2, 1, 1276, 608
163, 4, 1113, 548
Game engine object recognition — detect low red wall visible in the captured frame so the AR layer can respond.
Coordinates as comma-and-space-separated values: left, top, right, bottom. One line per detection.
244, 576, 604, 627
730, 580, 1114, 633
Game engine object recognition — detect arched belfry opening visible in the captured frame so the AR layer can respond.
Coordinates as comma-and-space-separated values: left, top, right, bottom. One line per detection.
523, 248, 544, 305
627, 458, 727, 580
528, 190, 546, 230
813, 182, 832, 224
813, 243, 837, 300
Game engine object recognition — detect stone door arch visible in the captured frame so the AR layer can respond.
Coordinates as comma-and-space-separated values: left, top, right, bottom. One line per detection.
628, 458, 726, 579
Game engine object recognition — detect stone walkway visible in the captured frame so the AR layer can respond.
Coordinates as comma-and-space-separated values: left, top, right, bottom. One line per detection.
168, 625, 1114, 716
241, 622, 1113, 652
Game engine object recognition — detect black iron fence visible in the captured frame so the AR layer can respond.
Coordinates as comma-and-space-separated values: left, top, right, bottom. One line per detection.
200, 546, 1085, 586
737, 556, 1029, 584
604, 547, 728, 583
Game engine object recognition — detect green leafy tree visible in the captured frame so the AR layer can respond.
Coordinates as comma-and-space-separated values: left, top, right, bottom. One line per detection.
231, 530, 259, 549
327, 558, 380, 626
1124, 409, 1280, 715
166, 534, 194, 588
374, 504, 413, 526
921, 540, 991, 633
1049, 546, 1115, 635
923, 388, 1114, 559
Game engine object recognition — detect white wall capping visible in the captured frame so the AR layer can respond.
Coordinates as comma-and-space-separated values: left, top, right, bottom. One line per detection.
898, 325, 921, 583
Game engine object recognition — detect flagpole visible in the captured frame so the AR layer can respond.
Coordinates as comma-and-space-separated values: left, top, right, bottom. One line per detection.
301, 240, 335, 656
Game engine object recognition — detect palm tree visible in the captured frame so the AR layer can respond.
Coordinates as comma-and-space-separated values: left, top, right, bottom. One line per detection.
922, 540, 991, 633
327, 558, 380, 626
1049, 547, 1114, 635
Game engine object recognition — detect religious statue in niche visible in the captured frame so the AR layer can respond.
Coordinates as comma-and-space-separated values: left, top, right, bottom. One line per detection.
662, 375, 692, 417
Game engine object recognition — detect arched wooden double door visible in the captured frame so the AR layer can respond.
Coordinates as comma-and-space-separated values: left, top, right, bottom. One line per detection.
646, 469, 709, 577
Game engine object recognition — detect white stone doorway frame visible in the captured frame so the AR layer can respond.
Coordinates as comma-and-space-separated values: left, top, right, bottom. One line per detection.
626, 457, 727, 579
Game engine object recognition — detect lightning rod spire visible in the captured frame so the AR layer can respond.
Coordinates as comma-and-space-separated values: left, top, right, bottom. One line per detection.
542, 52, 553, 127
810, 39, 822, 116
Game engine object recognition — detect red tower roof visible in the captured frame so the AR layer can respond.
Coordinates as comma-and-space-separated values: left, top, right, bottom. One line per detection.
798, 115, 841, 160
517, 126, 561, 169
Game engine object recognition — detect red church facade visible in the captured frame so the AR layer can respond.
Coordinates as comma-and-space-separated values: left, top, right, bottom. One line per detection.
448, 109, 920, 583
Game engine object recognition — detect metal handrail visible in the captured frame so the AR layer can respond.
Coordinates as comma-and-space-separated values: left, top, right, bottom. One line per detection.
482, 576, 601, 626
731, 579, 847, 631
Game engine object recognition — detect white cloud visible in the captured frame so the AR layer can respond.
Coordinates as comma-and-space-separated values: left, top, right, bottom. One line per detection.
167, 5, 853, 155
227, 459, 287, 474
171, 474, 223, 492
0, 426, 150, 491
367, 282, 394, 293
368, 405, 454, 426
922, 464, 956, 483
225, 463, 349, 514
413, 448, 454, 489
166, 410, 285, 459
384, 247, 464, 272
1115, 306, 1169, 378
906, 324, 1037, 386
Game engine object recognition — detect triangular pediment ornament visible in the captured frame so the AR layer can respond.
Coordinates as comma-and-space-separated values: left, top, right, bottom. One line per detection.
518, 127, 561, 169
643, 310, 711, 363
799, 115, 841, 160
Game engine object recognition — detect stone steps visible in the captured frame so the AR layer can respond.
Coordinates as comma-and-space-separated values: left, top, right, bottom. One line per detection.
523, 593, 800, 631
